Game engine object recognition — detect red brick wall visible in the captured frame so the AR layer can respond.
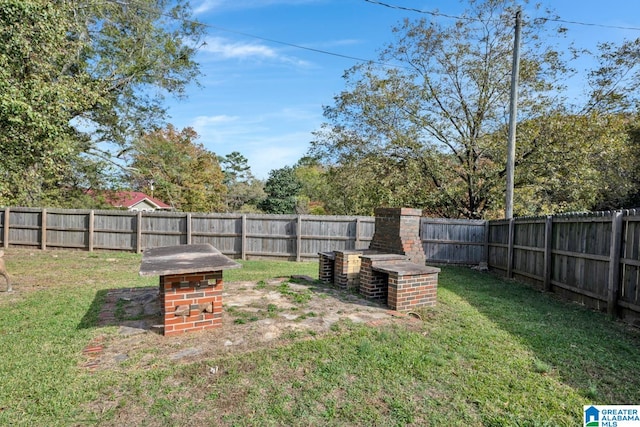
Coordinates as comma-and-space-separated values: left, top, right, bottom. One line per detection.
369, 207, 426, 265
318, 252, 334, 284
159, 271, 223, 336
359, 257, 389, 301
334, 250, 363, 290
387, 271, 438, 311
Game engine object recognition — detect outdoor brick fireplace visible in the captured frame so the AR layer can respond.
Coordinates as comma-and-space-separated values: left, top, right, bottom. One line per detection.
139, 244, 241, 336
318, 207, 439, 311
369, 207, 427, 264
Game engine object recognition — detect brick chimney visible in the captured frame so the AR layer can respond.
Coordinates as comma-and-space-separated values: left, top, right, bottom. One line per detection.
369, 207, 426, 265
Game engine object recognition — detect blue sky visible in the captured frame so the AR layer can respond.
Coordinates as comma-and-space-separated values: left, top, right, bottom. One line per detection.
165, 0, 640, 179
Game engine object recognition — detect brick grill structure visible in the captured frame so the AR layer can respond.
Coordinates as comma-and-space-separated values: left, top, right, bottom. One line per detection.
318, 207, 439, 312
159, 271, 224, 336
369, 207, 427, 265
140, 244, 240, 336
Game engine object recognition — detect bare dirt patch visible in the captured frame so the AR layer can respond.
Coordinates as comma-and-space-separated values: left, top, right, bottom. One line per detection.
83, 277, 416, 371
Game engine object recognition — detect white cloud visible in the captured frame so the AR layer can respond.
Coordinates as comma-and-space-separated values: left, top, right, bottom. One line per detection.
243, 134, 312, 178
199, 37, 311, 67
194, 0, 324, 15
191, 114, 238, 127
193, 0, 224, 15
201, 37, 277, 60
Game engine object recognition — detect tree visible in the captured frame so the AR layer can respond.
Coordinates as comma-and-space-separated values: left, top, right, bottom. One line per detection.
128, 125, 226, 212
218, 152, 266, 212
0, 0, 203, 207
310, 0, 570, 218
292, 157, 332, 215
258, 167, 303, 214
499, 113, 635, 216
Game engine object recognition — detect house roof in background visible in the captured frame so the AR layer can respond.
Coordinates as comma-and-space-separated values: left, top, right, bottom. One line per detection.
106, 191, 172, 209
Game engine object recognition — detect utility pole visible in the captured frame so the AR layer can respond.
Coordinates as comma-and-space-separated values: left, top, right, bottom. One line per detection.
505, 10, 522, 219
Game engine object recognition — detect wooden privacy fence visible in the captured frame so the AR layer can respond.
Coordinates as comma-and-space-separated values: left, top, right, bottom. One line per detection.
0, 207, 376, 261
488, 211, 640, 321
2, 206, 638, 320
0, 207, 484, 264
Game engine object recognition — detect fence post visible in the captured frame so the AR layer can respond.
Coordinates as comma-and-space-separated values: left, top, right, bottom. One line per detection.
41, 208, 47, 250
544, 215, 553, 292
2, 207, 8, 248
607, 211, 623, 316
296, 215, 302, 262
136, 211, 143, 254
241, 215, 247, 260
355, 217, 361, 250
507, 218, 515, 278
88, 210, 94, 252
186, 213, 192, 245
483, 220, 490, 265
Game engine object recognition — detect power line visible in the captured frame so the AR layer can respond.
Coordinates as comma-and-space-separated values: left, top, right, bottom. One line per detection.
201, 21, 399, 68
364, 0, 640, 32
104, 0, 400, 69
542, 17, 640, 31
363, 0, 476, 21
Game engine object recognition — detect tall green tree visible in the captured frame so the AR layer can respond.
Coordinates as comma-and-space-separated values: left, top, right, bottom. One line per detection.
129, 125, 226, 212
310, 0, 570, 218
292, 157, 332, 215
0, 0, 203, 207
218, 152, 266, 212
258, 166, 303, 214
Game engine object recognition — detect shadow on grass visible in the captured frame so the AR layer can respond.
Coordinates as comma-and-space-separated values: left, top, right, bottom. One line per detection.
78, 286, 161, 333
440, 266, 640, 403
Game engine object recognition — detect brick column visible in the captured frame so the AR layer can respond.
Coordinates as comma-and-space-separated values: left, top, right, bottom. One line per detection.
387, 268, 439, 311
369, 207, 426, 265
318, 252, 335, 284
333, 250, 363, 290
160, 271, 223, 336
359, 257, 388, 301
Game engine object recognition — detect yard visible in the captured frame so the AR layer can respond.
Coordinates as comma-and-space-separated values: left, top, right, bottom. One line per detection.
0, 249, 638, 426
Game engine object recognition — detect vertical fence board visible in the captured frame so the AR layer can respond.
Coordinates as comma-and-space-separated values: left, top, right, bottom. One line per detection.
2, 207, 8, 248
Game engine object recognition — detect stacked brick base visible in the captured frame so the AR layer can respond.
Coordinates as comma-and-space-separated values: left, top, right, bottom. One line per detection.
386, 269, 438, 311
318, 251, 335, 284
160, 271, 223, 336
318, 250, 440, 311
359, 254, 406, 301
334, 250, 364, 290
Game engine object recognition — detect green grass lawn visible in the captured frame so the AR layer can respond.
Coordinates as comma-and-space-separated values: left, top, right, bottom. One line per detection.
0, 249, 638, 426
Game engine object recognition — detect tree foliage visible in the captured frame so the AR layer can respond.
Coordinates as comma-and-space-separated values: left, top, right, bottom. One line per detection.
258, 166, 303, 214
128, 126, 226, 212
310, 0, 640, 218
219, 152, 266, 212
0, 0, 203, 207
